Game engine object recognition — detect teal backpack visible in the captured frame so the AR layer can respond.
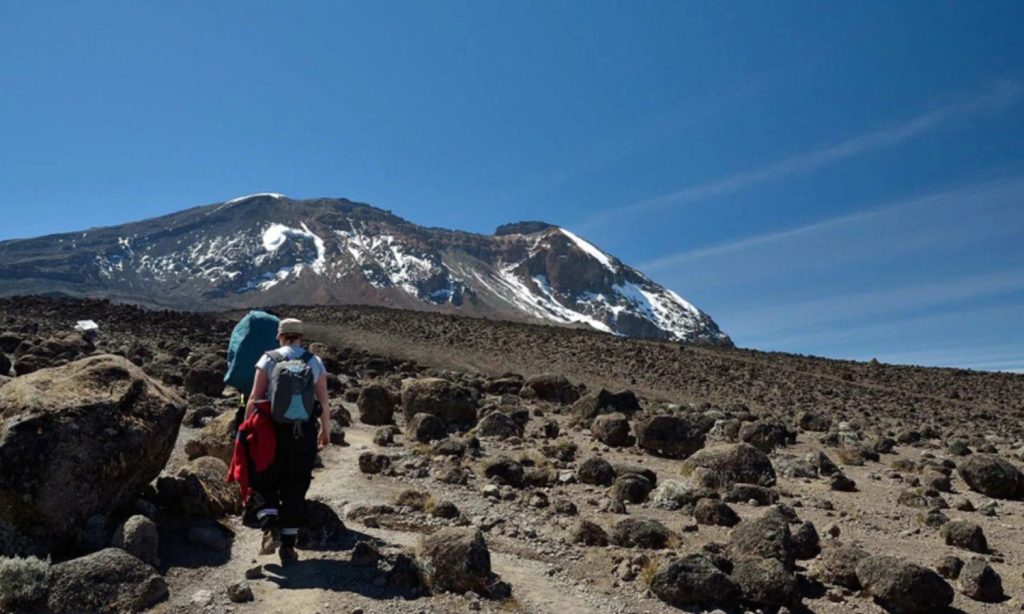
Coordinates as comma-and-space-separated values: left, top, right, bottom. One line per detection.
224, 310, 280, 396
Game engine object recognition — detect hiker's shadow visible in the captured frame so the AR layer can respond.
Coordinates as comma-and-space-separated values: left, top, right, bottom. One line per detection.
262, 557, 423, 600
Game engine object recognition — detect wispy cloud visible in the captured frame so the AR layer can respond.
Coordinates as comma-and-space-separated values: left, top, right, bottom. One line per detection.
720, 268, 1024, 333
580, 80, 1023, 231
638, 174, 1024, 274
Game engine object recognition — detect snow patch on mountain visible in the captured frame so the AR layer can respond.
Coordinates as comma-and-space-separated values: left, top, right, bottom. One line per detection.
559, 228, 615, 271
334, 225, 456, 302
224, 192, 286, 206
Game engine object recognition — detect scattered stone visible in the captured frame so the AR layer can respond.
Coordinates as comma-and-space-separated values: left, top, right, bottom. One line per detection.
408, 413, 447, 443
591, 412, 631, 447
522, 374, 579, 404
46, 548, 168, 614
649, 553, 741, 610
791, 521, 821, 560
830, 473, 857, 492
941, 520, 987, 553
738, 420, 793, 453
635, 415, 705, 459
610, 518, 673, 549
358, 452, 392, 474
483, 457, 525, 488
401, 378, 477, 426
855, 555, 954, 613
609, 473, 654, 504
110, 515, 159, 567
936, 555, 964, 580
693, 498, 739, 527
226, 580, 254, 603
577, 456, 616, 486
957, 454, 1024, 500
681, 443, 776, 488
419, 528, 501, 595
727, 508, 795, 569
357, 384, 396, 425
810, 545, 869, 589
731, 555, 799, 608
476, 411, 522, 439
570, 520, 609, 546
957, 557, 1004, 602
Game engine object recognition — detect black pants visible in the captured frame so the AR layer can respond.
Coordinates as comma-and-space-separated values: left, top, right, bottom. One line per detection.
252, 420, 318, 546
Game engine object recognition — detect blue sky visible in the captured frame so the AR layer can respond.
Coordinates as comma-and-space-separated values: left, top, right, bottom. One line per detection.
1, 2, 1022, 371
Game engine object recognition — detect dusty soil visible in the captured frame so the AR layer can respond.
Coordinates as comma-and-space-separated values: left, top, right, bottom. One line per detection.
2, 296, 1023, 613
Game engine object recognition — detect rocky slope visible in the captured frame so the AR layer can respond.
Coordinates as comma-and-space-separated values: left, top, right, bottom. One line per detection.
1, 296, 1023, 614
0, 194, 729, 345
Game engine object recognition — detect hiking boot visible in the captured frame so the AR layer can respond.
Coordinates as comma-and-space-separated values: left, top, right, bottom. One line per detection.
260, 528, 281, 555
279, 544, 298, 565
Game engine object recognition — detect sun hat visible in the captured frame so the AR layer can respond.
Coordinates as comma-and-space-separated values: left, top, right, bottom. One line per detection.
277, 318, 304, 336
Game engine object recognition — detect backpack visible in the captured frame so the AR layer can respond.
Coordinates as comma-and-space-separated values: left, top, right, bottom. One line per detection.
224, 311, 280, 395
265, 350, 316, 424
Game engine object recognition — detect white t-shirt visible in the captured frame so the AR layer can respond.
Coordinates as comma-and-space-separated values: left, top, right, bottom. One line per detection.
255, 345, 327, 399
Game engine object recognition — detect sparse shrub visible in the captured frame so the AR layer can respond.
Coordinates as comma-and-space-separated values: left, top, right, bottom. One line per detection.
0, 555, 51, 610
640, 559, 662, 586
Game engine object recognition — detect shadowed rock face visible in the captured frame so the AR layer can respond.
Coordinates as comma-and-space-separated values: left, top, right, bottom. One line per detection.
0, 354, 184, 555
0, 195, 730, 345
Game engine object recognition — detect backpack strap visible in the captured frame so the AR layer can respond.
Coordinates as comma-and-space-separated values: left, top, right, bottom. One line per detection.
299, 351, 313, 364
265, 351, 286, 363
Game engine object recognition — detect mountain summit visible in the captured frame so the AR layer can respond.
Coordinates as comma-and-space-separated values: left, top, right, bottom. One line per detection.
0, 194, 731, 345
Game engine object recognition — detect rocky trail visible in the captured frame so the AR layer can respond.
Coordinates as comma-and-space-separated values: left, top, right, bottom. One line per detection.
2, 296, 1024, 613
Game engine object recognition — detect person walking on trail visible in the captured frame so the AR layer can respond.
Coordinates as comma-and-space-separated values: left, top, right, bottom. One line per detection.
245, 318, 331, 564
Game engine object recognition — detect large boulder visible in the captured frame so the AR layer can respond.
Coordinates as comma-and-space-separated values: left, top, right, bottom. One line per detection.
156, 456, 242, 517
419, 528, 501, 596
522, 374, 579, 404
855, 555, 954, 613
957, 454, 1024, 499
0, 355, 184, 554
649, 553, 741, 610
682, 443, 776, 488
400, 378, 477, 427
183, 410, 234, 464
46, 548, 168, 614
357, 384, 396, 425
635, 415, 705, 459
183, 354, 227, 397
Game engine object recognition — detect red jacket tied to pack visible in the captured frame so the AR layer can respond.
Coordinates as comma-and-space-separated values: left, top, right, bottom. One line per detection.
227, 400, 276, 503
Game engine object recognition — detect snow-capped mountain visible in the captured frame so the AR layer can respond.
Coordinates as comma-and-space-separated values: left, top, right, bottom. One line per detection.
0, 194, 731, 345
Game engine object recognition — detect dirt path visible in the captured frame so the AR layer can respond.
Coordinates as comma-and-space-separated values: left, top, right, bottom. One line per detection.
156, 408, 645, 614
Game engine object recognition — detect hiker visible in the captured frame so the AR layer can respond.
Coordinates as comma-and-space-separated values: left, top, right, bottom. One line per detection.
244, 318, 331, 564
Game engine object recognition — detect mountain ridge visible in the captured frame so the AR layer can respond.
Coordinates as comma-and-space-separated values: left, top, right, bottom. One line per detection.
0, 193, 731, 345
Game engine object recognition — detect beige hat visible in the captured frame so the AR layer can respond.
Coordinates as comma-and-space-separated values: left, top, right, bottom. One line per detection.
278, 318, 304, 336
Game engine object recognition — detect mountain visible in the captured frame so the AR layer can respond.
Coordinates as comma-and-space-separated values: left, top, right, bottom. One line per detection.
0, 193, 731, 345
